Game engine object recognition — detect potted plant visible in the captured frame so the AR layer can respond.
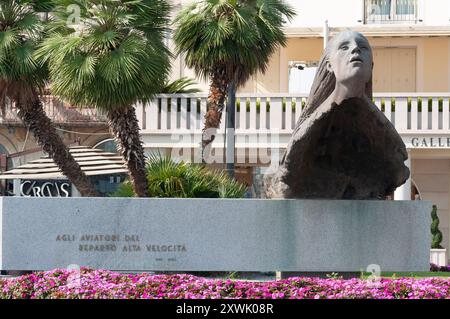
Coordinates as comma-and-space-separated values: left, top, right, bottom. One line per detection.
430, 205, 448, 266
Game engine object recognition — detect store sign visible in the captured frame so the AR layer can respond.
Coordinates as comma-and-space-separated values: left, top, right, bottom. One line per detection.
404, 136, 450, 148
20, 180, 71, 197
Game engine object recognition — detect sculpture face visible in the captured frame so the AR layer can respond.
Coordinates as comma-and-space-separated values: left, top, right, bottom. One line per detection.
327, 31, 373, 86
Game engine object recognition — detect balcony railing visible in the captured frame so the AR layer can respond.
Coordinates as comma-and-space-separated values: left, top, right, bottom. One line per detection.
365, 0, 418, 24
0, 96, 107, 126
136, 93, 450, 136
4, 93, 450, 139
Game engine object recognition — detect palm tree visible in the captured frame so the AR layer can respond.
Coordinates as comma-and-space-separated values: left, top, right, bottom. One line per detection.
0, 0, 96, 196
173, 0, 295, 162
37, 0, 172, 197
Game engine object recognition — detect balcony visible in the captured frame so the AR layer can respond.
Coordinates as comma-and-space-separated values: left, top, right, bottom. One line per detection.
136, 93, 450, 159
365, 0, 418, 24
0, 96, 107, 126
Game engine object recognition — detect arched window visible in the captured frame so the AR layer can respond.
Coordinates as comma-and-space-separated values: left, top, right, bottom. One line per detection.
94, 139, 118, 153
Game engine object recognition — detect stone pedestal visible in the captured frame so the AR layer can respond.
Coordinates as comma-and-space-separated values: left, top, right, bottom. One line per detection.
0, 197, 431, 272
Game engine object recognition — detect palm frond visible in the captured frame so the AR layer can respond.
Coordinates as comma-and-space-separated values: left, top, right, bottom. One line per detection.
173, 0, 296, 85
0, 0, 48, 102
38, 0, 172, 110
161, 77, 201, 94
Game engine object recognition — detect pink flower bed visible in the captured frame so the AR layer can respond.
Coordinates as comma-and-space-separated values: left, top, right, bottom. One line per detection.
1, 268, 450, 299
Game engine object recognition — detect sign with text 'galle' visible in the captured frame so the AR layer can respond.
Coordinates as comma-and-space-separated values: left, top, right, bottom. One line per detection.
405, 136, 450, 148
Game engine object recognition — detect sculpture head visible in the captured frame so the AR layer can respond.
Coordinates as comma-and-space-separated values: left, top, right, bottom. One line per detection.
326, 31, 373, 88
302, 31, 373, 119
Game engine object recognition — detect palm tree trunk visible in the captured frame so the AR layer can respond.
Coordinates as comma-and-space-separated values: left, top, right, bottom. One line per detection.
16, 99, 97, 197
107, 106, 149, 197
201, 67, 229, 162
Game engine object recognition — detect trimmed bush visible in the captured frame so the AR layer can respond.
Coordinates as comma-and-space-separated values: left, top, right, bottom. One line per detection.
431, 205, 444, 249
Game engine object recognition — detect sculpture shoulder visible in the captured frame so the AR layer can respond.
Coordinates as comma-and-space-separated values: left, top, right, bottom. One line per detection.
333, 96, 393, 125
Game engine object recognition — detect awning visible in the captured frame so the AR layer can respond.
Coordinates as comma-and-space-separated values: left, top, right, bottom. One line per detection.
0, 146, 128, 180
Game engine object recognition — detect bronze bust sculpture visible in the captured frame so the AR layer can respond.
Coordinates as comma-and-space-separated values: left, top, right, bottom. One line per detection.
266, 31, 410, 199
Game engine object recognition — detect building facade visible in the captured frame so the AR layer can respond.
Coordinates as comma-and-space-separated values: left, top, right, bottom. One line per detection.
0, 96, 112, 172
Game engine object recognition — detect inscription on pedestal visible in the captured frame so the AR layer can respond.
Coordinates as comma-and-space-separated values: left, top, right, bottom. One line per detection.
55, 234, 187, 262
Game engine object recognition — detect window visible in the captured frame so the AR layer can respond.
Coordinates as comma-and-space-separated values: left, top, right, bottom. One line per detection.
288, 61, 318, 94
94, 139, 118, 153
365, 0, 418, 24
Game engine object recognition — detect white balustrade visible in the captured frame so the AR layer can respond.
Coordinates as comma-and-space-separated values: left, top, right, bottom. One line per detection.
270, 97, 283, 130
180, 98, 188, 130
170, 98, 177, 130
4, 93, 450, 134
444, 99, 450, 130
410, 97, 418, 131
238, 98, 246, 130
135, 102, 144, 130
131, 93, 450, 137
385, 98, 393, 123
160, 97, 168, 131
249, 97, 257, 131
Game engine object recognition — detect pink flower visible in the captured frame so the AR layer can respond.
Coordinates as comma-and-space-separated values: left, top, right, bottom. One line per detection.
0, 268, 449, 299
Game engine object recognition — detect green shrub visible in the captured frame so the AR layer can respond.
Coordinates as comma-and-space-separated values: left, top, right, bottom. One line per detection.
112, 181, 136, 197
112, 155, 247, 198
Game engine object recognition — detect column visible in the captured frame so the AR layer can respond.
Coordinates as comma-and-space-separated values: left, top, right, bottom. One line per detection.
279, 46, 287, 92
13, 179, 21, 196
394, 149, 411, 200
323, 20, 329, 49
